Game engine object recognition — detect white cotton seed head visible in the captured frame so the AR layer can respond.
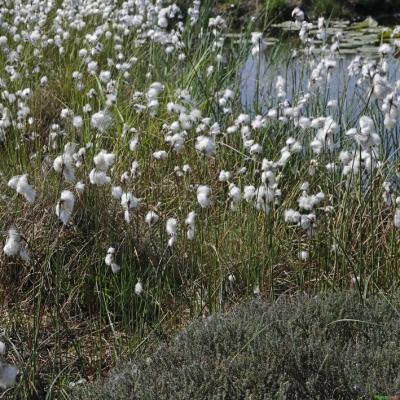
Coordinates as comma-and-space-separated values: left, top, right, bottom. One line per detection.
195, 135, 216, 156
226, 125, 238, 134
197, 185, 211, 208
0, 363, 19, 389
255, 186, 274, 213
185, 211, 196, 226
261, 171, 275, 186
121, 192, 140, 210
345, 128, 357, 138
243, 186, 256, 202
311, 117, 324, 129
56, 190, 75, 225
91, 110, 113, 132
236, 113, 250, 125
129, 135, 140, 151
395, 209, 400, 229
7, 176, 19, 190
17, 175, 36, 203
267, 109, 278, 119
182, 164, 192, 174
359, 115, 375, 134
105, 247, 115, 266
298, 250, 309, 261
185, 211, 196, 240
310, 138, 323, 154
19, 246, 30, 262
153, 150, 168, 160
53, 146, 76, 183
112, 186, 123, 199
186, 228, 195, 241
229, 184, 241, 210
379, 43, 392, 56
61, 190, 74, 210
316, 192, 325, 202
250, 143, 262, 155
130, 161, 141, 179
229, 184, 241, 201
75, 182, 85, 193
135, 280, 144, 295
145, 211, 159, 226
218, 170, 231, 182
166, 133, 185, 152
3, 229, 20, 257
105, 254, 113, 266
298, 193, 317, 210
124, 210, 131, 223
298, 117, 311, 129
111, 263, 121, 273
300, 182, 309, 191
166, 218, 178, 237
277, 150, 291, 167
284, 209, 301, 223
93, 150, 115, 171
8, 175, 22, 190
73, 116, 83, 128
53, 156, 64, 173
292, 7, 305, 22
3, 229, 29, 261
89, 169, 111, 186
8, 175, 36, 203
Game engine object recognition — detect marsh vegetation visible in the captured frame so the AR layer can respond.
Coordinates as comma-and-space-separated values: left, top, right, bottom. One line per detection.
0, 0, 400, 398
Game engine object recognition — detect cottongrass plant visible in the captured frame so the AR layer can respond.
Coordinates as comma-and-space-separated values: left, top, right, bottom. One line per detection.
0, 0, 400, 397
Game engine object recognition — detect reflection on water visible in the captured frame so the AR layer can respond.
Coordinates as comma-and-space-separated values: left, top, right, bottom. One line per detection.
241, 18, 400, 113
240, 22, 400, 157
241, 50, 400, 113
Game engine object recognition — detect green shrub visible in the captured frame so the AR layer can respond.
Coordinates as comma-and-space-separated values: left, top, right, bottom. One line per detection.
73, 292, 400, 399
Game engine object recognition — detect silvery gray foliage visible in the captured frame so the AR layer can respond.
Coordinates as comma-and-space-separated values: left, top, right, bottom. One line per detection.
0, 342, 18, 390
0, 362, 18, 390
73, 293, 400, 399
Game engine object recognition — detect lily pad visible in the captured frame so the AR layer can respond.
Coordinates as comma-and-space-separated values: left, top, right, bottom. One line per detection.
350, 16, 378, 30
271, 20, 298, 31
380, 29, 400, 41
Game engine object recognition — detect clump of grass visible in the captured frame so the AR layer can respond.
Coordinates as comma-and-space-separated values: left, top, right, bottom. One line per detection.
73, 292, 400, 399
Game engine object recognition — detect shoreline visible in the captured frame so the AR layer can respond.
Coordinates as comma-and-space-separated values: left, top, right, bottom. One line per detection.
210, 1, 400, 29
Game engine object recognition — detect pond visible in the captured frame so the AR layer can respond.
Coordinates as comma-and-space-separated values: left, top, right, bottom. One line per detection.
241, 18, 400, 109
240, 17, 400, 154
